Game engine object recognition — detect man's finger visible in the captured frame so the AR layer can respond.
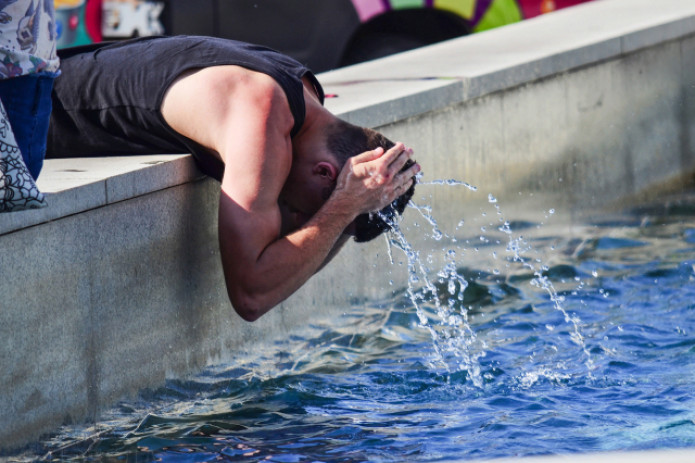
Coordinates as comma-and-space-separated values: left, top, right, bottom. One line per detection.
351, 146, 384, 165
383, 146, 414, 181
399, 161, 420, 182
378, 142, 406, 166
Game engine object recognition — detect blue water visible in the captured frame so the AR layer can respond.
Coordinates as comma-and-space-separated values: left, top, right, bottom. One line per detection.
16, 193, 695, 462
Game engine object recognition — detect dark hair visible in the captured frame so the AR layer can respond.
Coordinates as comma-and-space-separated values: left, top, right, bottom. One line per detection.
326, 120, 416, 242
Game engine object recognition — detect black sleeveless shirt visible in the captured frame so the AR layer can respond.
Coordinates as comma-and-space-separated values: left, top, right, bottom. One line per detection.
47, 36, 325, 181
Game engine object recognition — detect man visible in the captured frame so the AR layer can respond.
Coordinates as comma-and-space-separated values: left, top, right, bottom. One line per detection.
47, 35, 419, 322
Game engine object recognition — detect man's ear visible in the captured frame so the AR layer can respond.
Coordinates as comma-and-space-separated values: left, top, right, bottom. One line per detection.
313, 161, 338, 181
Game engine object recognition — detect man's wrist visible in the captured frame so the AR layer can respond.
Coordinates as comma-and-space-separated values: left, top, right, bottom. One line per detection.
318, 192, 360, 232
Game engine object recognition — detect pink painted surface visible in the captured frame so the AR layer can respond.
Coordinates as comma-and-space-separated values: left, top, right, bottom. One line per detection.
351, 0, 389, 22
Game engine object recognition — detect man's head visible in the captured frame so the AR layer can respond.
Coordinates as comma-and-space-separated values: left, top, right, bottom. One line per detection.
325, 119, 416, 242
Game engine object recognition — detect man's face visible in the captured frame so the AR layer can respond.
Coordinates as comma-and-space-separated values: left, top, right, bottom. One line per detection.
278, 156, 334, 234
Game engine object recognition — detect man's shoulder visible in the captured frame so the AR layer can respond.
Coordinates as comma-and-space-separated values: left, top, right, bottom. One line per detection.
162, 65, 293, 160
182, 65, 287, 107
165, 65, 288, 109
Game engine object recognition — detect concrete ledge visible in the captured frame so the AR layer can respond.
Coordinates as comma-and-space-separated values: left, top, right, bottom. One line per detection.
321, 0, 695, 127
0, 154, 202, 236
2, 0, 695, 454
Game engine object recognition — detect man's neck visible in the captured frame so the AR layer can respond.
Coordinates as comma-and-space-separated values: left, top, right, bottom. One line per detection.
295, 88, 334, 145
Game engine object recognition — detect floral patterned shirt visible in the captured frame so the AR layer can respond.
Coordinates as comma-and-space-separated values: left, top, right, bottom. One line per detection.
0, 0, 59, 79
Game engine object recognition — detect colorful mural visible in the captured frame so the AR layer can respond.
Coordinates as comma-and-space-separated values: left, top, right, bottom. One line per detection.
54, 0, 594, 71
349, 0, 588, 32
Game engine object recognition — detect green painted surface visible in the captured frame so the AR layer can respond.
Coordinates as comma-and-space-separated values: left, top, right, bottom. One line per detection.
390, 0, 426, 10
474, 0, 523, 32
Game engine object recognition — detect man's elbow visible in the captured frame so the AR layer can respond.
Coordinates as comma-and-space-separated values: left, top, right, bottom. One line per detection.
227, 290, 270, 322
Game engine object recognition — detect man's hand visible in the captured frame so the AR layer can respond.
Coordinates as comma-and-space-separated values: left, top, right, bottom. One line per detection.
332, 142, 420, 217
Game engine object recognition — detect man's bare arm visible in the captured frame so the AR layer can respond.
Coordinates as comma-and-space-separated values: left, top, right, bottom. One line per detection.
219, 138, 417, 321
317, 233, 351, 272
164, 66, 417, 321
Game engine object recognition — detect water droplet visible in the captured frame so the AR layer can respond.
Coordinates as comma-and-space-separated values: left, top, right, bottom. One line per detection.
448, 280, 456, 295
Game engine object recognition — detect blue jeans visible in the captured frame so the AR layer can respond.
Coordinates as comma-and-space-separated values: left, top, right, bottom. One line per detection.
0, 71, 58, 180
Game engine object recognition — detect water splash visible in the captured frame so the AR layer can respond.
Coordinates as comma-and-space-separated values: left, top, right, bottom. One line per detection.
420, 179, 478, 191
409, 202, 446, 241
506, 233, 595, 375
489, 195, 595, 376
377, 205, 486, 387
379, 182, 594, 387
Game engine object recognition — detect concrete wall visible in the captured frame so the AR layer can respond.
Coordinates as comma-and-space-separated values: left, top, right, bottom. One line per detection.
2, 0, 695, 451
379, 34, 695, 231
320, 0, 695, 229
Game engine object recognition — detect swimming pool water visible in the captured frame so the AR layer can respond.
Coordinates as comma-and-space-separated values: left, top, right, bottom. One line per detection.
15, 193, 695, 462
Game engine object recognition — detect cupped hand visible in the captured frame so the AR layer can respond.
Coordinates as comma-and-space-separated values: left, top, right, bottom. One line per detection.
332, 142, 420, 217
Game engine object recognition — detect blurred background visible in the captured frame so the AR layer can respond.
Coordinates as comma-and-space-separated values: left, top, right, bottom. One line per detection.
54, 0, 593, 73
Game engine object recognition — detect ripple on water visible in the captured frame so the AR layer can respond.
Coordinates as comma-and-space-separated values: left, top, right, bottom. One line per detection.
12, 193, 695, 463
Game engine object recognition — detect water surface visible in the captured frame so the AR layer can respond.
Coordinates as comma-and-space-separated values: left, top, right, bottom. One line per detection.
14, 193, 695, 462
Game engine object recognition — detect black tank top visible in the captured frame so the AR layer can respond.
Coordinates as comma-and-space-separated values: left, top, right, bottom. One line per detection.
47, 36, 325, 181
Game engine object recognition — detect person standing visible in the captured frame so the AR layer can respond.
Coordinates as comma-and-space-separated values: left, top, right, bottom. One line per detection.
0, 0, 59, 180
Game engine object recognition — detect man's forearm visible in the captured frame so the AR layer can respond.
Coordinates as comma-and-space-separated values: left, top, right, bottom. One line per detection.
220, 194, 356, 321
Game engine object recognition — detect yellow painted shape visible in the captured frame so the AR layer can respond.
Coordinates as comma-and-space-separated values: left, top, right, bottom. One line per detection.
54, 0, 84, 8
434, 0, 476, 19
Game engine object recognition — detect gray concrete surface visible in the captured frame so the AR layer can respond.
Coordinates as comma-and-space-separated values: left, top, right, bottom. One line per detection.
1, 0, 695, 457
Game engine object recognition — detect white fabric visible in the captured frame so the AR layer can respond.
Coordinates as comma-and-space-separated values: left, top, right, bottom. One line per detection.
0, 0, 60, 79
